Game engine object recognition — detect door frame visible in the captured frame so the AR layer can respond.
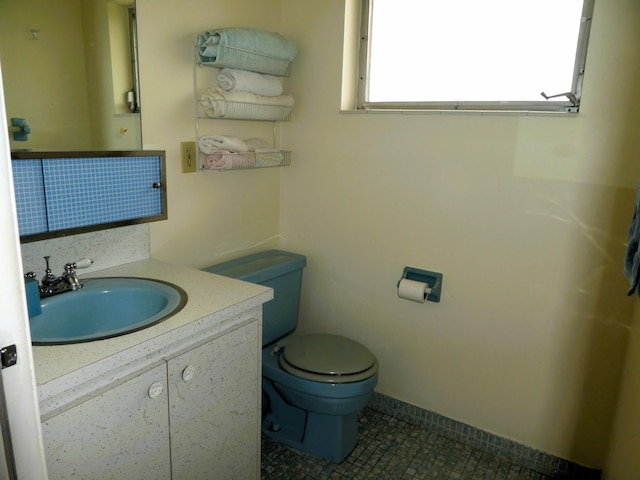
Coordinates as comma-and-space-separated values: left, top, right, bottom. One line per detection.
0, 61, 48, 479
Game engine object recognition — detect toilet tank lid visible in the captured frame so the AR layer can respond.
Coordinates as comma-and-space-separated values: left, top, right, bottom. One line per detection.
202, 250, 307, 283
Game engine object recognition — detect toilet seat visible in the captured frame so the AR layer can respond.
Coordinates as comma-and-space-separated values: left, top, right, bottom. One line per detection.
278, 334, 378, 383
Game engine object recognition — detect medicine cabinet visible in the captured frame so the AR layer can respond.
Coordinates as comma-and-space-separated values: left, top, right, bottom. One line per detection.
11, 150, 167, 243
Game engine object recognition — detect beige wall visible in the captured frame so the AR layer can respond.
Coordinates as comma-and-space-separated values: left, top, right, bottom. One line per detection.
137, 0, 284, 266
0, 0, 93, 150
0, 0, 141, 151
138, 0, 640, 470
279, 0, 640, 468
605, 303, 640, 479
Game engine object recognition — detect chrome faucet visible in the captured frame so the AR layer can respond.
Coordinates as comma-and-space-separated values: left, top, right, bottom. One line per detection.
40, 256, 58, 287
35, 256, 94, 298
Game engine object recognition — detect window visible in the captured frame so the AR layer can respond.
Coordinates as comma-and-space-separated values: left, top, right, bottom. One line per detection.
357, 0, 595, 113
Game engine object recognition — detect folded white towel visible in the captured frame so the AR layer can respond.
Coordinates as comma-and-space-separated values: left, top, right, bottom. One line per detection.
200, 87, 294, 119
245, 138, 272, 151
218, 68, 283, 97
198, 135, 248, 154
244, 138, 283, 166
255, 151, 283, 167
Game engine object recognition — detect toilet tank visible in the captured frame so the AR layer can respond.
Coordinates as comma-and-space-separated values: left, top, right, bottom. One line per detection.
203, 250, 307, 346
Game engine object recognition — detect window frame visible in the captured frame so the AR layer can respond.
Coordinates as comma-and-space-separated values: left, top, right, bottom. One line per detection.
356, 0, 595, 114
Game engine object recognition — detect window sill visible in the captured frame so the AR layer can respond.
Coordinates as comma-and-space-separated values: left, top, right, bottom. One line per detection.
339, 109, 579, 118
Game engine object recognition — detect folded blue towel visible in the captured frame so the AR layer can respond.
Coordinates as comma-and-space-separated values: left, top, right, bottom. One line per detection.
197, 28, 297, 63
624, 183, 640, 296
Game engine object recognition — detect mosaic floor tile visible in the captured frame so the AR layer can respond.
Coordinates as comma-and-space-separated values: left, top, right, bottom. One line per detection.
261, 407, 554, 480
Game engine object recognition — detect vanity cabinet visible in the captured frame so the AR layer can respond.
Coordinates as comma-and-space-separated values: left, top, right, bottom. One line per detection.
41, 321, 260, 480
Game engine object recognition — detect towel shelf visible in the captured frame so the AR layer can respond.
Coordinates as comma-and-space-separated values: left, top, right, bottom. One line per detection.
200, 150, 291, 171
198, 99, 292, 122
193, 29, 295, 172
197, 45, 291, 77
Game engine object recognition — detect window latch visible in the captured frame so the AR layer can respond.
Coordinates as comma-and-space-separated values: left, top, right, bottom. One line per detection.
540, 91, 579, 107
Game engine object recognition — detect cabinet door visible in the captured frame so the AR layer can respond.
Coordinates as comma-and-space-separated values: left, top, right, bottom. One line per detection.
42, 364, 170, 480
11, 159, 47, 236
42, 155, 164, 232
168, 321, 260, 480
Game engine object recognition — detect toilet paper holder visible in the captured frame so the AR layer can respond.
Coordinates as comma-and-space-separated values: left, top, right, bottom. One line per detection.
398, 266, 443, 303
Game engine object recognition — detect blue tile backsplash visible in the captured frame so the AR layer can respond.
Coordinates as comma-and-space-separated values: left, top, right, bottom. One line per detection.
43, 156, 162, 231
11, 159, 47, 236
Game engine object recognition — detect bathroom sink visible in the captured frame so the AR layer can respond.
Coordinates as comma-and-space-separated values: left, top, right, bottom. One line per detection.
30, 277, 188, 345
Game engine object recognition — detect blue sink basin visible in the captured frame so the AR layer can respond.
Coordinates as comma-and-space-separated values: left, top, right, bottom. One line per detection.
30, 277, 188, 345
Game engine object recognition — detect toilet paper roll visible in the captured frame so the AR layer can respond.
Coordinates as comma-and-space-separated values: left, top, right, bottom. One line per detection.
397, 278, 432, 303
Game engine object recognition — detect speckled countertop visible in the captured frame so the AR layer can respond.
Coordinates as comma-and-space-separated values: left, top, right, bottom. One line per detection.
33, 258, 272, 419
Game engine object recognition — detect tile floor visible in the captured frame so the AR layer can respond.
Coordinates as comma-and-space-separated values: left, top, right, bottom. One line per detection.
261, 407, 555, 479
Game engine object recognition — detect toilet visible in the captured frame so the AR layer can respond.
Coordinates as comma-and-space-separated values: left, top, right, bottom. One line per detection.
203, 250, 378, 463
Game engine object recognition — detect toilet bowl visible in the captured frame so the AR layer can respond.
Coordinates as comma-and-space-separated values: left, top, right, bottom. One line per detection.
204, 250, 378, 462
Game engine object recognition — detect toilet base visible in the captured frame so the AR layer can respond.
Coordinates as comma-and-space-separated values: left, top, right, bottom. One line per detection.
262, 379, 360, 463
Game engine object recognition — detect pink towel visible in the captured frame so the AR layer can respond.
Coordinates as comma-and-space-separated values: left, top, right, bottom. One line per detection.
204, 150, 256, 170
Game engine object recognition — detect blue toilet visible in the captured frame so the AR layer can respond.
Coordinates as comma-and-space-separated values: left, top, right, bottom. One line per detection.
204, 250, 378, 463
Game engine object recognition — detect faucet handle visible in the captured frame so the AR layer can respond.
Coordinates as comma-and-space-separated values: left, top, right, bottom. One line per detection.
74, 258, 94, 269
65, 258, 94, 273
41, 256, 57, 286
24, 271, 37, 279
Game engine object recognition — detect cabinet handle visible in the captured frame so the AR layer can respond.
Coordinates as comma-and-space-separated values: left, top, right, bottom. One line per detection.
148, 381, 164, 399
182, 365, 195, 382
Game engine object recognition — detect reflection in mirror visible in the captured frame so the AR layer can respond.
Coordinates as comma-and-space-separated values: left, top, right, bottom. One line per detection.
0, 0, 142, 152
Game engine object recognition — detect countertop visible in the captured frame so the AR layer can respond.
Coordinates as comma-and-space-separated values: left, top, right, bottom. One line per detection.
32, 258, 273, 418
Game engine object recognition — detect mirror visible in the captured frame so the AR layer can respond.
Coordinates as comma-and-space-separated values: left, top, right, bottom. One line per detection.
0, 0, 142, 152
